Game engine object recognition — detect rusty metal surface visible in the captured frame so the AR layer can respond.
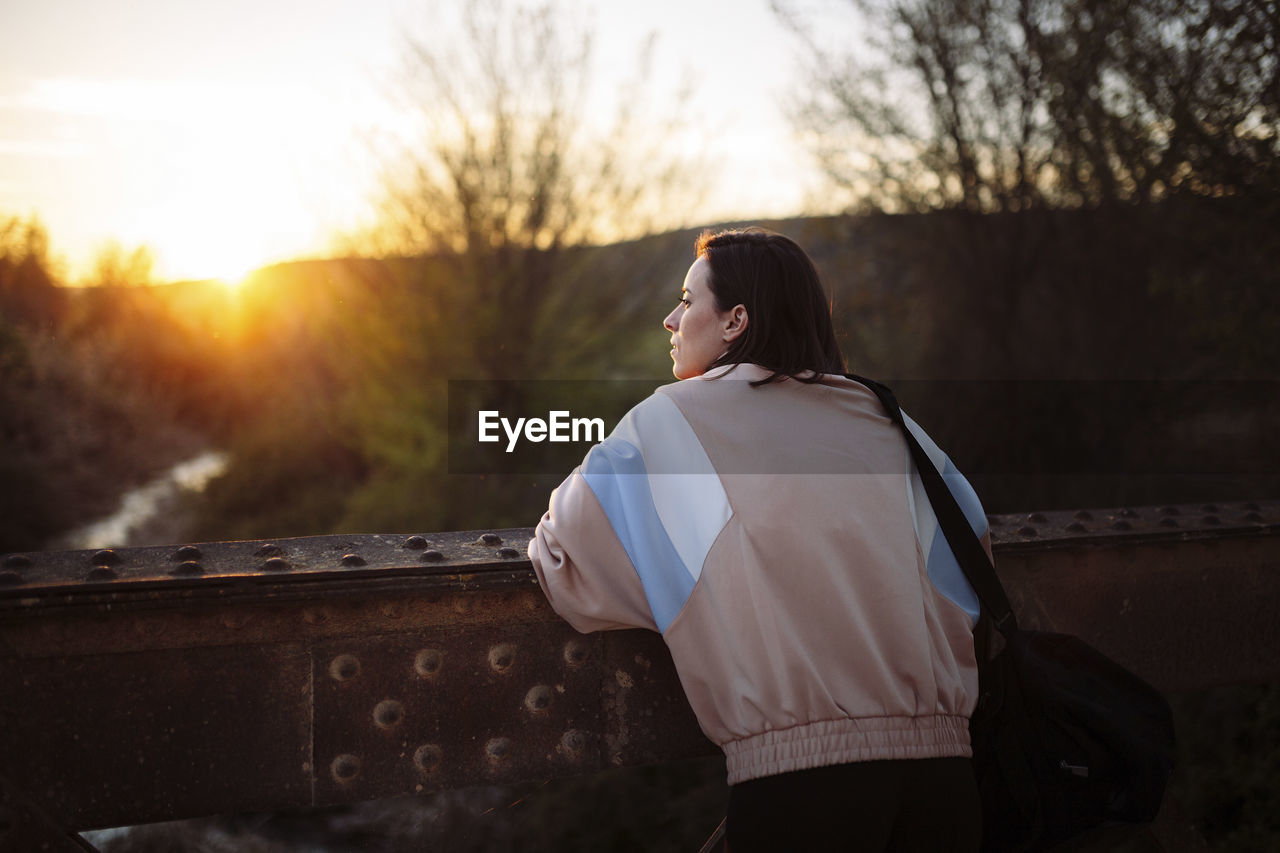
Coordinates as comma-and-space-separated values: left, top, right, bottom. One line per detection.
984, 499, 1279, 549
311, 624, 606, 805
983, 499, 1274, 545
996, 535, 1280, 692
3, 501, 1277, 608
308, 624, 714, 807
0, 540, 712, 831
0, 770, 98, 852
600, 630, 718, 767
0, 505, 1277, 834
0, 643, 311, 831
0, 528, 536, 607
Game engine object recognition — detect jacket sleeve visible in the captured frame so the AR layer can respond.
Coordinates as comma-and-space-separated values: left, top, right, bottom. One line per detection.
528, 466, 658, 634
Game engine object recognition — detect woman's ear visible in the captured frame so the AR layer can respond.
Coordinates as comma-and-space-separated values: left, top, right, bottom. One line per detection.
722, 305, 749, 343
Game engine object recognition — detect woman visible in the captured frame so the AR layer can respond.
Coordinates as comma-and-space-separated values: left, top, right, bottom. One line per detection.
528, 228, 987, 851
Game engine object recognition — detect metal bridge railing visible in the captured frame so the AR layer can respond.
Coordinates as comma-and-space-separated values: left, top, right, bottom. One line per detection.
3, 500, 1278, 851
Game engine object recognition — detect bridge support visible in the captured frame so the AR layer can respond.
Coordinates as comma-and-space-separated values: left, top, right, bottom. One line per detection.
2, 501, 1277, 849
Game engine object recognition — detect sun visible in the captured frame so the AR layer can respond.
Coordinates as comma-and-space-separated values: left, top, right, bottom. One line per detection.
159, 243, 263, 287
211, 262, 259, 290
36, 75, 364, 288
144, 220, 271, 286
119, 123, 319, 286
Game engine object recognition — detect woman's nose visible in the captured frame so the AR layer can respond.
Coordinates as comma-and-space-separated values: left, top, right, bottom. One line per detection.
663, 308, 679, 332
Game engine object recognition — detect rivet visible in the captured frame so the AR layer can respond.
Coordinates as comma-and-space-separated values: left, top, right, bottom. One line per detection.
330, 754, 361, 782
1016, 526, 1038, 536
1201, 515, 1221, 526
563, 639, 589, 667
341, 554, 366, 567
479, 533, 503, 546
3, 554, 32, 570
1158, 518, 1180, 528
329, 654, 361, 682
1243, 511, 1263, 522
1026, 512, 1048, 524
422, 550, 444, 563
1113, 520, 1132, 530
1201, 503, 1220, 513
498, 547, 520, 559
485, 737, 512, 762
1117, 508, 1138, 518
524, 684, 554, 713
1157, 506, 1181, 516
262, 557, 291, 572
90, 549, 121, 566
560, 729, 586, 756
373, 699, 404, 730
413, 743, 442, 772
255, 544, 283, 557
87, 566, 118, 581
414, 648, 443, 678
1065, 522, 1086, 533
172, 545, 202, 561
0, 571, 24, 586
488, 643, 516, 673
404, 536, 428, 549
168, 561, 204, 576
1073, 510, 1094, 521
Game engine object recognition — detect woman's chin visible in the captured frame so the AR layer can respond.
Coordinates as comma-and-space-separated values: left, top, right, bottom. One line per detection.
672, 363, 703, 381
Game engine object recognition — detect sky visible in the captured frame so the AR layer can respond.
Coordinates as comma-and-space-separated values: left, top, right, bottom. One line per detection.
0, 0, 854, 283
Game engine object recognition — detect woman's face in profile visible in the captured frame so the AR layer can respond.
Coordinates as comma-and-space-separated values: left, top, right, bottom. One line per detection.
664, 257, 736, 379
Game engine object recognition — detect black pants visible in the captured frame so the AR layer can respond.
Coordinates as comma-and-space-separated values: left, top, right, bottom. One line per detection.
725, 757, 981, 852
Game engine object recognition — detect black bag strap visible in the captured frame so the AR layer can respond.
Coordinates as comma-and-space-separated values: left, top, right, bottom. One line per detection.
845, 374, 1017, 633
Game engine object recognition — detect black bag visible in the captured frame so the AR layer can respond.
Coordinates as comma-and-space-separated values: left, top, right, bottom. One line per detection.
850, 375, 1177, 852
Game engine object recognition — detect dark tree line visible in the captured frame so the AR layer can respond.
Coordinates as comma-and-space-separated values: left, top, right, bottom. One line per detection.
0, 216, 65, 331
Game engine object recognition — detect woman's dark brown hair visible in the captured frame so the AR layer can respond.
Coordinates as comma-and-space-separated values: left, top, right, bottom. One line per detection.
695, 227, 846, 386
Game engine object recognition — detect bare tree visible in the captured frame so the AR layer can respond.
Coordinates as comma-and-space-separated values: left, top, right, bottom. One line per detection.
1033, 0, 1280, 204
369, 0, 704, 380
776, 0, 1280, 213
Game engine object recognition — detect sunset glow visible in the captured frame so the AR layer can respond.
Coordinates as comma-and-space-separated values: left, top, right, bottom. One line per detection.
2, 74, 381, 282
0, 1, 824, 283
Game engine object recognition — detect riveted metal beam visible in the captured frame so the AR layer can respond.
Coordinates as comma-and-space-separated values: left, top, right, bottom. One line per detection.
0, 502, 1277, 838
311, 623, 606, 804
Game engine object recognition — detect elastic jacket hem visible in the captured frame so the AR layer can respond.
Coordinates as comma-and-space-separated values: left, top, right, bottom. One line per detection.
722, 713, 972, 786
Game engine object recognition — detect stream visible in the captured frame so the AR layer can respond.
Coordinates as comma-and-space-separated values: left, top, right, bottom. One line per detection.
53, 450, 229, 550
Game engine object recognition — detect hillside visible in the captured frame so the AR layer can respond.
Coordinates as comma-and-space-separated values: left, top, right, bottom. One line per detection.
3, 200, 1278, 551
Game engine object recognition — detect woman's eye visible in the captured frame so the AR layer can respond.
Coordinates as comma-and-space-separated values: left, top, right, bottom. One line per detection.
680, 298, 691, 308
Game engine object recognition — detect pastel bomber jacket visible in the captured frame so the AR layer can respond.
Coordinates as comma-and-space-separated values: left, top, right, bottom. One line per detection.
527, 365, 990, 785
